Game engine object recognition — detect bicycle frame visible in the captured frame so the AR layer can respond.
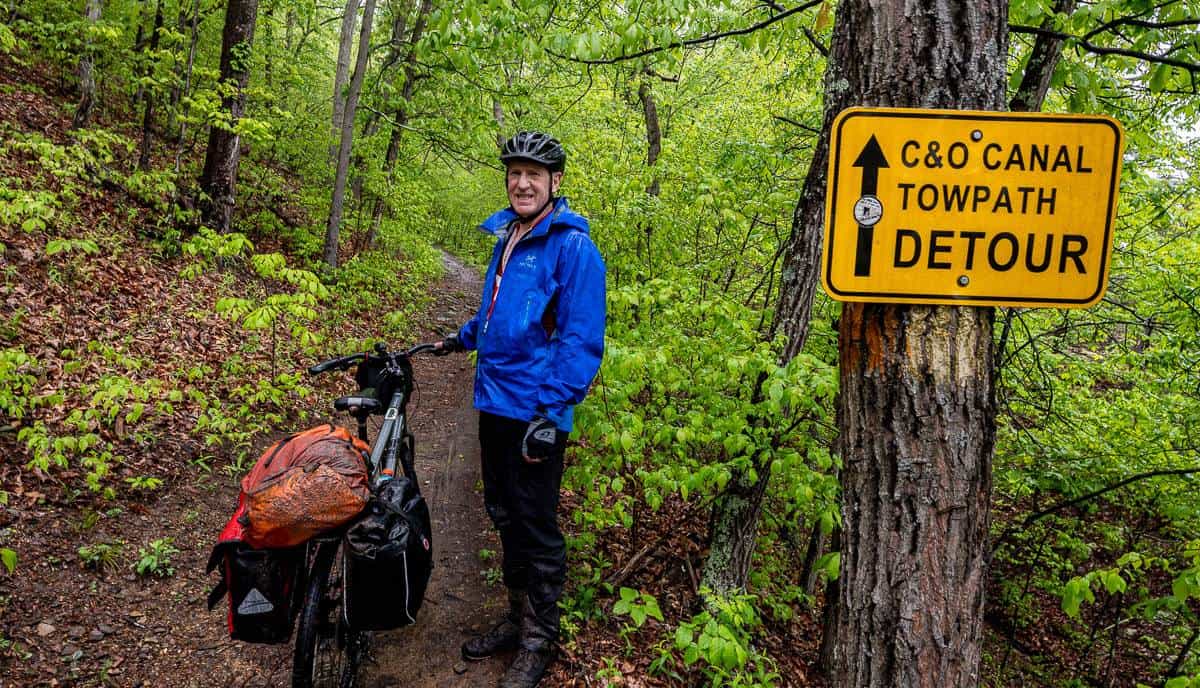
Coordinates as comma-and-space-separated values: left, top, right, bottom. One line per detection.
368, 388, 414, 486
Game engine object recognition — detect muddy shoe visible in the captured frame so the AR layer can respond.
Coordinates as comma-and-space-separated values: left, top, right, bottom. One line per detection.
497, 647, 554, 688
461, 617, 520, 660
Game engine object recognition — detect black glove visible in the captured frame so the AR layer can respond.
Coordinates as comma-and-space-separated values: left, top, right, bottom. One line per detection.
522, 416, 560, 463
434, 335, 463, 356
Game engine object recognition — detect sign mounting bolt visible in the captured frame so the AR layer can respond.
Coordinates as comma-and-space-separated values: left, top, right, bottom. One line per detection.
958, 275, 970, 286
970, 129, 983, 142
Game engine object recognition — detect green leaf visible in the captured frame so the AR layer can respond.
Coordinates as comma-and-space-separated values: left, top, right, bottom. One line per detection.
630, 608, 647, 626
1, 547, 15, 574
675, 625, 693, 648
1101, 571, 1126, 594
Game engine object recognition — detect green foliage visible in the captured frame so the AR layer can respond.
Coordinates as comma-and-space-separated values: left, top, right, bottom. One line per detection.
78, 542, 122, 572
0, 186, 58, 233
612, 587, 664, 629
44, 237, 100, 256
0, 548, 15, 575
569, 278, 838, 543
124, 476, 162, 491
134, 538, 178, 578
0, 348, 39, 421
657, 592, 778, 687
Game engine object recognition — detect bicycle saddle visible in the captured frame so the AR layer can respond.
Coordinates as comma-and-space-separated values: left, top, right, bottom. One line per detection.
334, 396, 383, 415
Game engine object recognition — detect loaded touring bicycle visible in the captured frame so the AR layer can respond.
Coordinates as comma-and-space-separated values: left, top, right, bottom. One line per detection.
207, 342, 436, 688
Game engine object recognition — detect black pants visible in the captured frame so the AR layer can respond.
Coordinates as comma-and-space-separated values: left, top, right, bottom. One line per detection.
478, 411, 566, 651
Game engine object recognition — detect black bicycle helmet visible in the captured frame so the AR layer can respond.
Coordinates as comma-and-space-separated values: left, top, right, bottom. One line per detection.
499, 131, 566, 172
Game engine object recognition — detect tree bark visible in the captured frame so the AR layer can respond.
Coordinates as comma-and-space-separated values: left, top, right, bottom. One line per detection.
1009, 0, 1077, 112
71, 0, 104, 130
323, 0, 377, 268
198, 0, 258, 233
822, 3, 1006, 687
700, 462, 771, 597
137, 0, 164, 170
636, 73, 661, 273
330, 0, 361, 162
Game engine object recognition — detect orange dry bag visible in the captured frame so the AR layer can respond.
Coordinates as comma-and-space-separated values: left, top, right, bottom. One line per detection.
240, 425, 371, 548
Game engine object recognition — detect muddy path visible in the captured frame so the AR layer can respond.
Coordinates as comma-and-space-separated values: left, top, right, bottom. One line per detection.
0, 252, 510, 687
357, 251, 506, 688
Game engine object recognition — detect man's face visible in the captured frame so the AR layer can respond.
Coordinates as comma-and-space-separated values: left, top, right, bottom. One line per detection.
506, 161, 562, 217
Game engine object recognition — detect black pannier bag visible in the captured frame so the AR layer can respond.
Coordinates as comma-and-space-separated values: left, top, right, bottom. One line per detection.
343, 475, 433, 630
206, 537, 302, 644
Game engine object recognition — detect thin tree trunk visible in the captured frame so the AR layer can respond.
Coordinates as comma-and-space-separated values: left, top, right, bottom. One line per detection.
166, 1, 188, 137
285, 7, 294, 51
198, 0, 258, 233
262, 2, 274, 88
131, 0, 147, 108
137, 0, 164, 170
330, 0, 361, 162
700, 462, 772, 596
172, 0, 200, 173
1010, 0, 1077, 112
71, 0, 104, 129
323, 0, 377, 268
366, 0, 431, 248
637, 72, 661, 275
492, 97, 505, 146
825, 3, 1006, 686
817, 528, 841, 674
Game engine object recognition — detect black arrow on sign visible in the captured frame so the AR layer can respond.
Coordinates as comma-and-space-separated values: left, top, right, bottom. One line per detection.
852, 134, 889, 277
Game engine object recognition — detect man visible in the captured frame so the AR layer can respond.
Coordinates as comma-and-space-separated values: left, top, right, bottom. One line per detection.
435, 131, 606, 688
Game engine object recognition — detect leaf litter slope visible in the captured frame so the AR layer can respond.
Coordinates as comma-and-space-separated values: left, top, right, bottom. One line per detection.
0, 190, 505, 686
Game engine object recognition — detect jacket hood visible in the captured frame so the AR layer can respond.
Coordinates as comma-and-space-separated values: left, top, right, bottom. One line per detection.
478, 197, 590, 239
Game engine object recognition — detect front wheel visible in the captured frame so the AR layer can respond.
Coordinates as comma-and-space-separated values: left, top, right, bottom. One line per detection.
293, 541, 366, 688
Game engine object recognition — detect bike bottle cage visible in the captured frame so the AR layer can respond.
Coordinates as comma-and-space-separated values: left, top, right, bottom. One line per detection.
334, 396, 383, 416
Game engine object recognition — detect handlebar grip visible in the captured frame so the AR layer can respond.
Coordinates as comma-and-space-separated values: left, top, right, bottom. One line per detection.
307, 353, 364, 376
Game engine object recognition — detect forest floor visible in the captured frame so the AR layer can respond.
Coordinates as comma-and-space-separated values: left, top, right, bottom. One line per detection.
0, 248, 528, 687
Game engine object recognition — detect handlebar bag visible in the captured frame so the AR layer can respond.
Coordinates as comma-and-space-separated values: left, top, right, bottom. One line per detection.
343, 475, 434, 630
241, 425, 371, 548
205, 500, 302, 644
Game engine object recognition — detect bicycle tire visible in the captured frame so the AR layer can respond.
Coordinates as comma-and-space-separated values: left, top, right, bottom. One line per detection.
292, 541, 366, 688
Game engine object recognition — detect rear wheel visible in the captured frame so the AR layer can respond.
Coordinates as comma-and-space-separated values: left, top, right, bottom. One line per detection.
293, 541, 366, 688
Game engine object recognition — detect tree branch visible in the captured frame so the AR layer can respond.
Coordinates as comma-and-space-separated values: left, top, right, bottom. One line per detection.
994, 466, 1200, 551
546, 0, 823, 66
802, 26, 829, 57
1009, 23, 1200, 74
772, 113, 819, 134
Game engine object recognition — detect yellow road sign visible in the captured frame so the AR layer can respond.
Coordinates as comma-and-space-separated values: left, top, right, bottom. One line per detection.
822, 107, 1124, 308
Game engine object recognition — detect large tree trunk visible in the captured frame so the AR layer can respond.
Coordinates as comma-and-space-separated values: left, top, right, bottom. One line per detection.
822, 3, 1006, 687
70, 0, 104, 129
366, 0, 431, 248
198, 0, 258, 233
137, 0, 164, 170
1010, 0, 1077, 112
323, 0, 377, 268
330, 0, 361, 161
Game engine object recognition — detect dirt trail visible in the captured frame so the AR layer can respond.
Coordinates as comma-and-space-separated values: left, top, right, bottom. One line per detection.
358, 251, 507, 687
0, 252, 511, 687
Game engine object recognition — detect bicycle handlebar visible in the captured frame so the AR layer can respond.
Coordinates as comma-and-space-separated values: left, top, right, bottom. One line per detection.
307, 343, 438, 376
307, 353, 365, 376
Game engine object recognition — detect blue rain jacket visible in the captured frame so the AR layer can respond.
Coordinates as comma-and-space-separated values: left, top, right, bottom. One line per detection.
457, 198, 606, 432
